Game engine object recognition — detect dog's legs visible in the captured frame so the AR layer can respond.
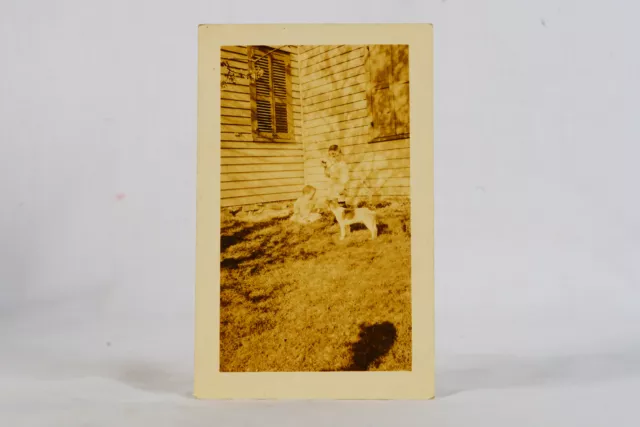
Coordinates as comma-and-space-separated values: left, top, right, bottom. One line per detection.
373, 217, 378, 239
339, 224, 345, 240
366, 218, 376, 240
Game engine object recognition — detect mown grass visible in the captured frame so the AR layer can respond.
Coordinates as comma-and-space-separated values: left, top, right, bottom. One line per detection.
220, 200, 412, 372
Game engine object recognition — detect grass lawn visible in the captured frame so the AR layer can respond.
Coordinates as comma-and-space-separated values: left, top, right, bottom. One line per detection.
220, 200, 412, 372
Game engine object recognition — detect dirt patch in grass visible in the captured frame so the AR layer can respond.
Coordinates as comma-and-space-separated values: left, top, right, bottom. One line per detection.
220, 200, 412, 372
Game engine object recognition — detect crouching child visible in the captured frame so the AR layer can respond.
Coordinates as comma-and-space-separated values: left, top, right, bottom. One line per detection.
290, 185, 322, 224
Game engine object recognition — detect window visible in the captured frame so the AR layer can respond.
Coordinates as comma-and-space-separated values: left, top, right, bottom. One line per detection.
247, 46, 294, 142
365, 45, 410, 143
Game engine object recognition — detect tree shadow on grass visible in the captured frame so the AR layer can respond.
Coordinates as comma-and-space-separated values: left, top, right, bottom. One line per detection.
341, 321, 398, 371
221, 236, 306, 274
221, 216, 334, 274
220, 217, 288, 253
220, 248, 268, 270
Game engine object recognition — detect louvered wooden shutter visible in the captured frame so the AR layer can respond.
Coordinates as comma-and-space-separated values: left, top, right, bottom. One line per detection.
366, 45, 410, 142
254, 53, 273, 134
271, 52, 293, 139
249, 47, 293, 141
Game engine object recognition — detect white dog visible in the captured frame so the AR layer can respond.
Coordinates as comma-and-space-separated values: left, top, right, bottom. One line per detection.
327, 200, 378, 240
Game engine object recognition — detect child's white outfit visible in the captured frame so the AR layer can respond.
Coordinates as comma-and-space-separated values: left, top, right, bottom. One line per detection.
290, 196, 321, 224
325, 159, 350, 204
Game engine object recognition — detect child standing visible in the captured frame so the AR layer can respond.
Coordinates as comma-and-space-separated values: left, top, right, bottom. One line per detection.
322, 144, 350, 207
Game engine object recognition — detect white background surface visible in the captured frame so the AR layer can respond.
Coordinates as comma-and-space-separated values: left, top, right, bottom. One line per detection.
1, 0, 639, 425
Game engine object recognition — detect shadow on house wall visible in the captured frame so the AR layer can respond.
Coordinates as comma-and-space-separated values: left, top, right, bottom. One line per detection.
299, 45, 410, 206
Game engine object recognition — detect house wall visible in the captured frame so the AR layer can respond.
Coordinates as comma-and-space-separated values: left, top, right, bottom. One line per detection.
299, 45, 411, 205
220, 46, 304, 207
219, 45, 411, 208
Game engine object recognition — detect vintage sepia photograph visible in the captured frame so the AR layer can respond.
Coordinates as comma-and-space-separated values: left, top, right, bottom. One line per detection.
195, 23, 433, 399
219, 44, 412, 372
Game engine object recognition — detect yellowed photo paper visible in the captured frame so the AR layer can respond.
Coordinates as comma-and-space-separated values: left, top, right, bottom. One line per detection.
195, 23, 434, 399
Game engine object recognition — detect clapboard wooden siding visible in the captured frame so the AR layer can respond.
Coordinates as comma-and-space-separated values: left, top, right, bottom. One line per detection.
299, 45, 410, 203
220, 45, 411, 207
220, 46, 304, 207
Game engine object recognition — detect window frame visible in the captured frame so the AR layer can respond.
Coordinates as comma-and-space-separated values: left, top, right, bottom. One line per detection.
365, 44, 411, 144
247, 46, 295, 143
